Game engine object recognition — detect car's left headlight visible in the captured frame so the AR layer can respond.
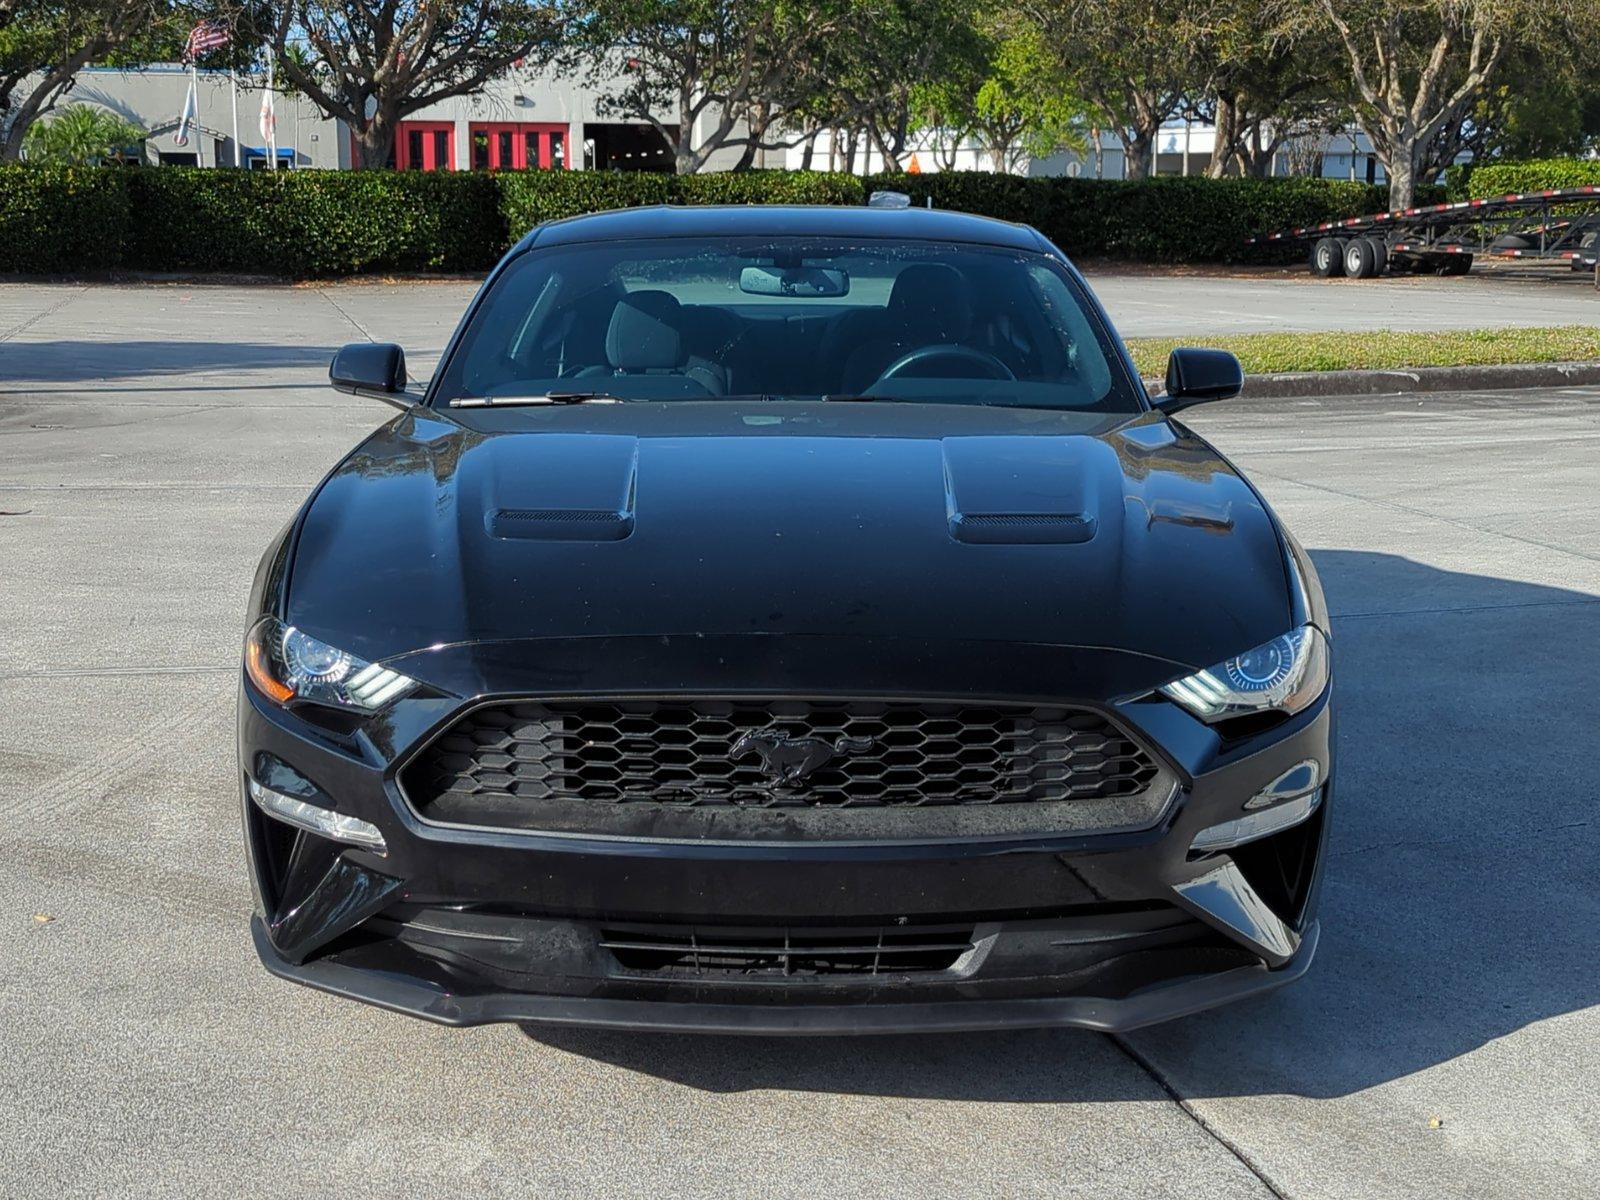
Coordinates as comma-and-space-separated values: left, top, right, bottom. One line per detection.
1160, 626, 1328, 722
244, 616, 417, 711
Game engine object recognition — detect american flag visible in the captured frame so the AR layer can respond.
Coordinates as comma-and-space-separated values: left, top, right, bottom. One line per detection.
184, 19, 232, 61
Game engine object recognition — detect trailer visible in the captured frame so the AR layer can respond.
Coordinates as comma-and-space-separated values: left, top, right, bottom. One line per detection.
1248, 187, 1600, 281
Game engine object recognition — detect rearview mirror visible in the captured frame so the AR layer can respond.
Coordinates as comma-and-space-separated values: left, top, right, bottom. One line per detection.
1157, 347, 1243, 413
738, 265, 850, 298
330, 343, 408, 406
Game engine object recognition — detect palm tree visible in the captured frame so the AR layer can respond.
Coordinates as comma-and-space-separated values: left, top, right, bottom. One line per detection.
23, 105, 146, 166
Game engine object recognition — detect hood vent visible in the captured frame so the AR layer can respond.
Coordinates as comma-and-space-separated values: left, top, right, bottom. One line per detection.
488, 507, 633, 541
942, 436, 1100, 547
950, 512, 1096, 545
477, 433, 639, 542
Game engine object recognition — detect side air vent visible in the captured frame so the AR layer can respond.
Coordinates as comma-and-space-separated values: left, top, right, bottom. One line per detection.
487, 508, 633, 541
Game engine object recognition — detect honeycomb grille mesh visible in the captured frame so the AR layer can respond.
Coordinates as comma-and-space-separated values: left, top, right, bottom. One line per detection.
404, 700, 1161, 811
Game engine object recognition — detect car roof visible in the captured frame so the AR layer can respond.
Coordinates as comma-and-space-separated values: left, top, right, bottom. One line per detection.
517, 204, 1047, 253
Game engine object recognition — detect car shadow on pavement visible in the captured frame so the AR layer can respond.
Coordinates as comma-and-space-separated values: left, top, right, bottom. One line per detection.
523, 551, 1600, 1102
0, 340, 341, 382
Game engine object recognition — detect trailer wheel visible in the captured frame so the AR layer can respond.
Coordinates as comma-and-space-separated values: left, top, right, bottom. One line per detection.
1365, 237, 1389, 275
1311, 237, 1344, 277
1344, 237, 1378, 279
1440, 254, 1472, 276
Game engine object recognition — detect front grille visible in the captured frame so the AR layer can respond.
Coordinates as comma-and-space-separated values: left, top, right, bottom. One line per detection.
600, 923, 975, 978
403, 699, 1161, 811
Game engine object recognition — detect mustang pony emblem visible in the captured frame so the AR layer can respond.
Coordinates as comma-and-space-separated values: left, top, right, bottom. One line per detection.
730, 729, 876, 786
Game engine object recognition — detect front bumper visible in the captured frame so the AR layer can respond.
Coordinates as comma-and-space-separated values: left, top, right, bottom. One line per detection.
252, 914, 1319, 1034
239, 634, 1332, 1034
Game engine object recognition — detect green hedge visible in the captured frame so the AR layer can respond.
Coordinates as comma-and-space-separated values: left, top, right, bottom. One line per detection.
0, 166, 133, 273
124, 169, 504, 275
496, 169, 865, 239
0, 163, 1437, 278
869, 174, 1420, 262
1463, 158, 1600, 199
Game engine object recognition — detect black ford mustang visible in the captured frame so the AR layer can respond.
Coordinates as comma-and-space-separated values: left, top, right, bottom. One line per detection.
239, 204, 1332, 1033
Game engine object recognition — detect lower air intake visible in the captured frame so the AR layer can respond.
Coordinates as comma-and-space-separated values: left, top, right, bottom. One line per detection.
600, 923, 975, 978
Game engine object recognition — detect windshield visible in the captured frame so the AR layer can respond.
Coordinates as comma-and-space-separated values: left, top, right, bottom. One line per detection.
432, 236, 1142, 412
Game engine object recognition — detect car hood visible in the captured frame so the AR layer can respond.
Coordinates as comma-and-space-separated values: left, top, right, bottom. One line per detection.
287, 402, 1291, 674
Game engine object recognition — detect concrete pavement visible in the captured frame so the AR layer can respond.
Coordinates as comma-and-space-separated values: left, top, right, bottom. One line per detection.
1085, 267, 1600, 335
1, 283, 1596, 1199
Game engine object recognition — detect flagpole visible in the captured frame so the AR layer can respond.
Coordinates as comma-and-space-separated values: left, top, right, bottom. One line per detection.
192, 61, 203, 166
231, 66, 241, 167
265, 45, 277, 171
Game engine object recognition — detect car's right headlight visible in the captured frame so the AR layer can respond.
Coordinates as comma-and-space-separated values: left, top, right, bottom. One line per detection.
244, 617, 417, 712
1160, 626, 1328, 722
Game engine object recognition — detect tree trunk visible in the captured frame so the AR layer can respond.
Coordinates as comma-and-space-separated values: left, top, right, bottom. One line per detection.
1207, 97, 1236, 178
675, 132, 698, 174
354, 111, 398, 169
1124, 129, 1154, 180
800, 126, 817, 170
868, 122, 901, 173
1385, 144, 1418, 210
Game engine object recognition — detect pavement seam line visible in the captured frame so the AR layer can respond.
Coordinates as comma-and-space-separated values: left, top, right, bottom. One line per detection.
1331, 597, 1600, 621
1109, 1034, 1292, 1200
0, 665, 233, 682
0, 287, 86, 343
316, 286, 374, 341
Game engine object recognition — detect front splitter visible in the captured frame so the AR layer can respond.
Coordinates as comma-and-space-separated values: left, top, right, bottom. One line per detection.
251, 916, 1318, 1035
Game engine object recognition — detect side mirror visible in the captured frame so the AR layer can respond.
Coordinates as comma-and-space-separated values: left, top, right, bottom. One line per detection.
330, 343, 409, 407
1156, 347, 1243, 413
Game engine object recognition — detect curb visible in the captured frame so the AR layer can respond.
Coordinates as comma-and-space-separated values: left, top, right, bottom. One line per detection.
1163, 360, 1600, 400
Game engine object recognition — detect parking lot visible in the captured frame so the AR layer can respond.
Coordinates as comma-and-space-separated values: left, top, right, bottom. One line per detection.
2, 281, 1597, 1199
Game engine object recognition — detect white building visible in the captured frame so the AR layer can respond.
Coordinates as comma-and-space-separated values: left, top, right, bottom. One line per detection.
25, 61, 766, 174
20, 68, 1452, 185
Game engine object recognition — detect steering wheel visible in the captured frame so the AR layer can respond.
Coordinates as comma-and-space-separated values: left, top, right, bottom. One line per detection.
874, 344, 1016, 386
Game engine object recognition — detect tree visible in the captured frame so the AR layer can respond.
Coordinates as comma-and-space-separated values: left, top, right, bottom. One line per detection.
22, 101, 144, 161
1456, 37, 1600, 160
259, 0, 564, 168
574, 0, 868, 175
918, 10, 1088, 172
0, 0, 172, 160
817, 0, 986, 174
1305, 0, 1582, 208
1030, 0, 1214, 180
1195, 6, 1344, 177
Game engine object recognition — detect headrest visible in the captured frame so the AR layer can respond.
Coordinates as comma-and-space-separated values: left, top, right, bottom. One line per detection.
607, 290, 683, 371
888, 263, 973, 341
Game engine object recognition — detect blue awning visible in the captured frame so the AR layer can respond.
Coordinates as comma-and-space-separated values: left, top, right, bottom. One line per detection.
241, 146, 295, 159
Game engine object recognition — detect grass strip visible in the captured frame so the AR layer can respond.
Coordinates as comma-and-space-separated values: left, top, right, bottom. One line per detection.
1124, 324, 1600, 376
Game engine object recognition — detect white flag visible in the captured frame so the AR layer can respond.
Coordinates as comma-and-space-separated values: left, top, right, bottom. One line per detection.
258, 86, 276, 145
259, 49, 278, 168
175, 76, 197, 147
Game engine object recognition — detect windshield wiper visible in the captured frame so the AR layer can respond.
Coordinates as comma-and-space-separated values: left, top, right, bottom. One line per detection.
449, 391, 633, 408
